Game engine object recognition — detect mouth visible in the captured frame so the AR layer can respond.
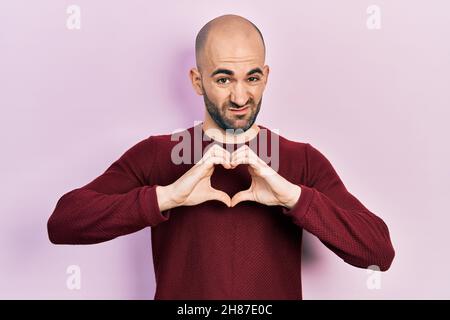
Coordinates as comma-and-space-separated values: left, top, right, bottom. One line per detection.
228, 106, 249, 115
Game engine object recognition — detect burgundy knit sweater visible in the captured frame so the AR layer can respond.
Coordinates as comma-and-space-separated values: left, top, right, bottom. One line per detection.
48, 124, 395, 299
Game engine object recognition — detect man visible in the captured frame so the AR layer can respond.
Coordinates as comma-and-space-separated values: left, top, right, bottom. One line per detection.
48, 14, 395, 299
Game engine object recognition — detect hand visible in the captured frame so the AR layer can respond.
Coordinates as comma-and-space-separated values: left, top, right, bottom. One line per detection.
230, 145, 301, 208
157, 144, 232, 210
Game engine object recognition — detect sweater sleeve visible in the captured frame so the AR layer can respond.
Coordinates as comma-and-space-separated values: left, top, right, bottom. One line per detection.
282, 143, 395, 271
47, 136, 169, 245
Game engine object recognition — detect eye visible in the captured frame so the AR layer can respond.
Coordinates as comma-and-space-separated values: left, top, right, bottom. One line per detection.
216, 78, 230, 84
248, 77, 260, 82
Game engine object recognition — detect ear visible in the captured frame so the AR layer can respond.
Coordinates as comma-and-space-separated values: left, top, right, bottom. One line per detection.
262, 65, 270, 86
189, 67, 204, 96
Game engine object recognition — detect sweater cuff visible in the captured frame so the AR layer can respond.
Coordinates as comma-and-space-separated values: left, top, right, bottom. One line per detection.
281, 184, 315, 226
140, 185, 170, 227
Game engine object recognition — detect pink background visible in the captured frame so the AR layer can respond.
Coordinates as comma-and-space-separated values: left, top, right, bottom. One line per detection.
1, 0, 449, 299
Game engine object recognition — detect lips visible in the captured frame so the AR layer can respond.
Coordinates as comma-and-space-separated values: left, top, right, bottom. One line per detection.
228, 106, 249, 115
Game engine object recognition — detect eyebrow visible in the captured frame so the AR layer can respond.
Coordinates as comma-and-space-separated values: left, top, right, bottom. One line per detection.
210, 67, 264, 77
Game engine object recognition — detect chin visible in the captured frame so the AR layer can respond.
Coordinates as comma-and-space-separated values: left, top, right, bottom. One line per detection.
230, 121, 252, 132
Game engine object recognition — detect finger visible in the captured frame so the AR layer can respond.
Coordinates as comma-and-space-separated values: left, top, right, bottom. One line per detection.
231, 189, 254, 207
232, 153, 275, 177
203, 145, 231, 168
202, 145, 231, 163
231, 150, 260, 168
199, 155, 230, 168
208, 189, 231, 207
231, 145, 258, 165
232, 144, 255, 158
204, 144, 231, 159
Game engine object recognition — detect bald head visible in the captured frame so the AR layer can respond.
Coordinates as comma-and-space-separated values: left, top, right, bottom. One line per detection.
190, 15, 269, 133
195, 14, 266, 70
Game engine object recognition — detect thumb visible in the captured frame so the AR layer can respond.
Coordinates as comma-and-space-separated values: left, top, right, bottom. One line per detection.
231, 189, 254, 207
208, 188, 231, 207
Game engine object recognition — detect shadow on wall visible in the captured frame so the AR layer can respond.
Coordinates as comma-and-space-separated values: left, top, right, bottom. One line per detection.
170, 46, 204, 124
302, 231, 320, 267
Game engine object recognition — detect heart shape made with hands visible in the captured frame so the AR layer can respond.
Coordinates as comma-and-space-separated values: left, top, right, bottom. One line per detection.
194, 144, 300, 208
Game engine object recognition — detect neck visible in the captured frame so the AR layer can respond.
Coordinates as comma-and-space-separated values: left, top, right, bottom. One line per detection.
202, 111, 260, 144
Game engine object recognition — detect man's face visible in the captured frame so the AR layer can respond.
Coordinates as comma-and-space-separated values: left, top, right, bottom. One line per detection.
192, 30, 269, 132
202, 71, 263, 132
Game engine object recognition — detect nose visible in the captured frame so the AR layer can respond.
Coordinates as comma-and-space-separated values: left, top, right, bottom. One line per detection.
230, 82, 250, 107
